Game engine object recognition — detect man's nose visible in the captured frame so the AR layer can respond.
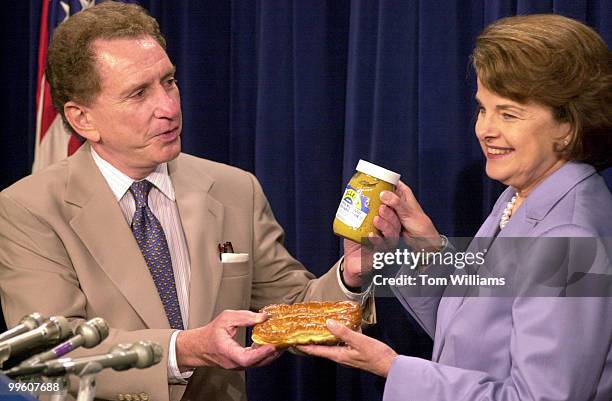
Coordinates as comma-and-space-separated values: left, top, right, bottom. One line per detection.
153, 86, 180, 119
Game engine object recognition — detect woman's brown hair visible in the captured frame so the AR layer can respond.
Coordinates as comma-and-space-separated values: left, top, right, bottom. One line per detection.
472, 14, 611, 170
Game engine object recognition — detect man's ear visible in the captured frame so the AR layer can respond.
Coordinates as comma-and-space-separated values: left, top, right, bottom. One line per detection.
64, 101, 101, 142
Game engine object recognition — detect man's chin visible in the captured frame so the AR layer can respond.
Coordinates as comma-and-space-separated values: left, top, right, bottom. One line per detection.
152, 149, 180, 167
162, 137, 182, 160
163, 147, 181, 163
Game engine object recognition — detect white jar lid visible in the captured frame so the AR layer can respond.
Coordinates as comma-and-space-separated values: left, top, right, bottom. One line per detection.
356, 160, 401, 185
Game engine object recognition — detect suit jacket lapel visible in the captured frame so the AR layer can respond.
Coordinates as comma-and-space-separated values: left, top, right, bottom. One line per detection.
65, 145, 170, 329
169, 156, 225, 329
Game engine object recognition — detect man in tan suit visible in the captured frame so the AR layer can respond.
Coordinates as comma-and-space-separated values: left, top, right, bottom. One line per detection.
0, 2, 399, 401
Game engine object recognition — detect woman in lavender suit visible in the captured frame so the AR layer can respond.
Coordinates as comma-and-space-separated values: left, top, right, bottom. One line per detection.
300, 15, 612, 401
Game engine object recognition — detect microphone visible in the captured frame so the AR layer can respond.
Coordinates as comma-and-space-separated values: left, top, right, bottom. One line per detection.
0, 313, 46, 343
0, 317, 72, 367
18, 318, 109, 367
4, 341, 163, 378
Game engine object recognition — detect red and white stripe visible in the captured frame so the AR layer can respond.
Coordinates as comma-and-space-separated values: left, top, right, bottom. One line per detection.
32, 0, 87, 173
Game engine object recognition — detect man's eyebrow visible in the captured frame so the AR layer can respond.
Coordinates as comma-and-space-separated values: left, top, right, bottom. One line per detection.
161, 65, 177, 81
120, 66, 177, 97
121, 80, 150, 97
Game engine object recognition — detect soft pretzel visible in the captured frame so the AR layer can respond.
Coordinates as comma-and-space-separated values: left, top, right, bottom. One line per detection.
252, 301, 361, 346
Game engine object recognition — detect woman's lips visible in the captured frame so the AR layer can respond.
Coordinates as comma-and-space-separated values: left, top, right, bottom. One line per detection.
485, 145, 514, 159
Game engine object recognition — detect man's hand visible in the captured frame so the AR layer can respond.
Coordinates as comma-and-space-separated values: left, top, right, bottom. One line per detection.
176, 310, 281, 370
342, 197, 402, 288
297, 319, 398, 377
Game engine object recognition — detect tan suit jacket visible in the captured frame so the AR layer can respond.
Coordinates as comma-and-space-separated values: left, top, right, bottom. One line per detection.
0, 144, 362, 401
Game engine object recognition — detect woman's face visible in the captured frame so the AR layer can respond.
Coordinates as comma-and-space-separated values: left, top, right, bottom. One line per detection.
475, 79, 571, 196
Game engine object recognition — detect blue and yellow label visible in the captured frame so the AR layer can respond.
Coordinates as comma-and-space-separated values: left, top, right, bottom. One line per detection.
336, 184, 370, 228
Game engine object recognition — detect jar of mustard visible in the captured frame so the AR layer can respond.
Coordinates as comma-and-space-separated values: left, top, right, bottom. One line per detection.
333, 160, 400, 244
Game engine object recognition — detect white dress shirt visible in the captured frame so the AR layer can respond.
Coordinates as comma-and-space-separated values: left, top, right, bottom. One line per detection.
91, 149, 191, 382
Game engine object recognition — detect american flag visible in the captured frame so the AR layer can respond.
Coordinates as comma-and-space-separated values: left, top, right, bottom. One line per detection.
32, 0, 137, 172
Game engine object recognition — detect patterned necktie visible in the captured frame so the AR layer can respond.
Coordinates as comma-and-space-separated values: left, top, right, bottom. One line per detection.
129, 180, 184, 330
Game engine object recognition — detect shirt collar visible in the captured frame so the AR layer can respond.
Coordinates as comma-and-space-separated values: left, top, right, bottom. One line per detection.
90, 147, 176, 201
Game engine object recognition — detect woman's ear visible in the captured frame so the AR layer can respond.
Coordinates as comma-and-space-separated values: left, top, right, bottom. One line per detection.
555, 121, 574, 150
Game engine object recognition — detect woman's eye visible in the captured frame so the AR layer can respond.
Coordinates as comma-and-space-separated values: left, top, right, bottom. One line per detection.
502, 113, 517, 120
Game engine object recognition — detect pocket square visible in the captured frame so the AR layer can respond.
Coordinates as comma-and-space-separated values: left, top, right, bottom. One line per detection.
221, 253, 250, 263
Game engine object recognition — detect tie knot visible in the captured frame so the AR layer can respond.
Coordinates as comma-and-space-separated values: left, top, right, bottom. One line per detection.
129, 180, 153, 208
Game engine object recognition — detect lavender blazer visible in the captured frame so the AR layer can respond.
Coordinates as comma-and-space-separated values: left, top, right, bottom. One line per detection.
387, 162, 612, 401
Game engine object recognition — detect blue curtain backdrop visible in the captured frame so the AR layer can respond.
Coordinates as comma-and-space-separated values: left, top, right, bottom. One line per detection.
1, 1, 610, 400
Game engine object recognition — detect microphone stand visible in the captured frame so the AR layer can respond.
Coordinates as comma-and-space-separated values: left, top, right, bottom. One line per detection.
48, 375, 69, 401
75, 362, 103, 401
0, 346, 9, 368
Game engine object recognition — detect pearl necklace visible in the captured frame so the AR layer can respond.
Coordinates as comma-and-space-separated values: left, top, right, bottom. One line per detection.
499, 192, 519, 230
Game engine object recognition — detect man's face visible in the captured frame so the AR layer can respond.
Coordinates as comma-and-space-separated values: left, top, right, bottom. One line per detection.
84, 36, 182, 178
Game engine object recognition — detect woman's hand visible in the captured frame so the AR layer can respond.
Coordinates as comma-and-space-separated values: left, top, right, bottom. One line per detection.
380, 180, 442, 251
297, 320, 398, 378
342, 199, 402, 288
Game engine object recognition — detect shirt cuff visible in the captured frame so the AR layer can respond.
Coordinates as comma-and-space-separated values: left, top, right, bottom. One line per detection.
168, 330, 194, 384
336, 256, 373, 305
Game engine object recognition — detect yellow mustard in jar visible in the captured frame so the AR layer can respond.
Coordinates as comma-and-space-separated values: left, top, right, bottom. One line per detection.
333, 160, 401, 244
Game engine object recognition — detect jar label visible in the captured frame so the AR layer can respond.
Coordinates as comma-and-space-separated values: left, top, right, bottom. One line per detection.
336, 185, 370, 229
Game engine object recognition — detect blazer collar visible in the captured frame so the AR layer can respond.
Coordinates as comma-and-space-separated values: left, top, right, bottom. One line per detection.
65, 144, 217, 204
518, 161, 595, 222
478, 162, 596, 237
167, 155, 214, 194
65, 143, 107, 207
